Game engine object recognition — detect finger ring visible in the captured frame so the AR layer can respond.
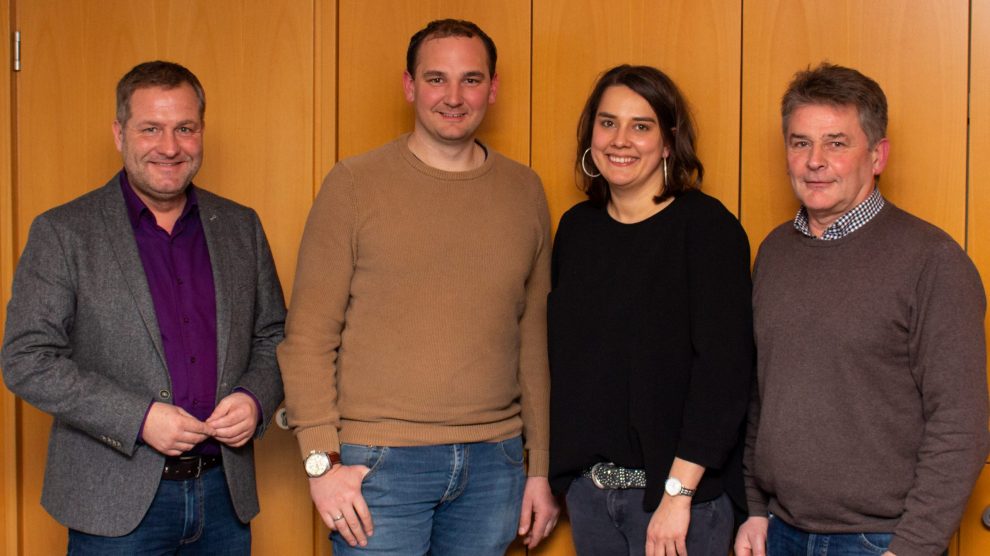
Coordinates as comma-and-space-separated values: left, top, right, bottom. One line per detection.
332, 514, 345, 521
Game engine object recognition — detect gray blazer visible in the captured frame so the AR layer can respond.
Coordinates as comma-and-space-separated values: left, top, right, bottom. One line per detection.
1, 176, 286, 536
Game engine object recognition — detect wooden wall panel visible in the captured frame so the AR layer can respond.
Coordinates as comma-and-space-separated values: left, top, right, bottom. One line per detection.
336, 0, 531, 164
1, 1, 14, 554
960, 0, 990, 552
740, 0, 969, 252
533, 0, 743, 228
969, 0, 990, 362
11, 2, 316, 554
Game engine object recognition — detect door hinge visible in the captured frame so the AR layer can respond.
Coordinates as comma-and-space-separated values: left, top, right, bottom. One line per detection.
13, 31, 20, 71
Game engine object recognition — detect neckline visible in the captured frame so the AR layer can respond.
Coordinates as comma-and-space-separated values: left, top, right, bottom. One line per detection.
602, 190, 691, 227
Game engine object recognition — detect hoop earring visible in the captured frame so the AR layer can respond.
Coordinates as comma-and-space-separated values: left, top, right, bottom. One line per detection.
663, 157, 669, 185
581, 148, 601, 178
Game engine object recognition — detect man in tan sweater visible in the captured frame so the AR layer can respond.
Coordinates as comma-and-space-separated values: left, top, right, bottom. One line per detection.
278, 19, 558, 555
734, 64, 988, 556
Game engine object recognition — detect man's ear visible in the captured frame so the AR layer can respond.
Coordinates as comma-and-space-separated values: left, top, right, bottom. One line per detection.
112, 120, 124, 152
488, 72, 499, 104
403, 70, 416, 103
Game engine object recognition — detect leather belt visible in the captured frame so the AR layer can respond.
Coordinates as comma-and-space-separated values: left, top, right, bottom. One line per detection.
582, 462, 647, 489
162, 455, 222, 480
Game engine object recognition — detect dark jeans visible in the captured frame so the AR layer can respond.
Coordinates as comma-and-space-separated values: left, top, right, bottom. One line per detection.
768, 514, 893, 556
565, 477, 733, 556
67, 466, 249, 556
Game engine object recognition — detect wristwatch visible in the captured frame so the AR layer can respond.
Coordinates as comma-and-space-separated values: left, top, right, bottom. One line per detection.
664, 477, 696, 497
304, 450, 341, 478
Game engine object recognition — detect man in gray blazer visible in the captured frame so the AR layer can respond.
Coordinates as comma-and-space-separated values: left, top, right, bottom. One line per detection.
1, 60, 285, 554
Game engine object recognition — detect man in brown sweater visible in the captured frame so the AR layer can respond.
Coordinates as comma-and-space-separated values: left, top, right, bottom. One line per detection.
277, 19, 558, 555
734, 64, 988, 556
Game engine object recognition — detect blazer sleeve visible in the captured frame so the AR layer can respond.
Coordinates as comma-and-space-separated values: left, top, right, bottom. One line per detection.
233, 210, 287, 436
1, 214, 150, 456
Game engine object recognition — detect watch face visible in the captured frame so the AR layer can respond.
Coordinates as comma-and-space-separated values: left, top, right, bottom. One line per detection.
305, 452, 330, 477
664, 478, 682, 496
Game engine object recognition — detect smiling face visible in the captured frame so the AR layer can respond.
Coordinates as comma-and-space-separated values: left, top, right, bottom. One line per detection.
785, 103, 889, 235
590, 85, 670, 197
402, 35, 497, 149
113, 84, 204, 209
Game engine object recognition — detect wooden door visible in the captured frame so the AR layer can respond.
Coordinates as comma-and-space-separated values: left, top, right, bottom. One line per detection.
8, 1, 317, 554
0, 1, 13, 553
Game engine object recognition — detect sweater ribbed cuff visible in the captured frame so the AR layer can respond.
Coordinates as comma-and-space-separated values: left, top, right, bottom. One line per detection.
527, 449, 549, 477
295, 425, 340, 460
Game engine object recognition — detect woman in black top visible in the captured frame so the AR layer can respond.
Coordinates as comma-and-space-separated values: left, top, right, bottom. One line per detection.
549, 65, 753, 556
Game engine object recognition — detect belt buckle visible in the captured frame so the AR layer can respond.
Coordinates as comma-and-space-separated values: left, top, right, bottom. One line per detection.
590, 462, 614, 489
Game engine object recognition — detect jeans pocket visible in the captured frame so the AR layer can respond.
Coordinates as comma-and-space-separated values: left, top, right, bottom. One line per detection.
858, 532, 893, 553
496, 436, 525, 466
340, 444, 388, 482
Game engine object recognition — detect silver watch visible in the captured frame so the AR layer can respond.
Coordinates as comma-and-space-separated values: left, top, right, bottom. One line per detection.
664, 477, 696, 497
304, 450, 340, 478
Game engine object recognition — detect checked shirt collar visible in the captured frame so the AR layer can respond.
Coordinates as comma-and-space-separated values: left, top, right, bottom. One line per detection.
794, 187, 885, 240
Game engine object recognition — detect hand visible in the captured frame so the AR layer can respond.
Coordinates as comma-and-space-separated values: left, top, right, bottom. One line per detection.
142, 402, 215, 456
310, 464, 373, 548
206, 392, 259, 447
733, 516, 769, 556
517, 476, 560, 548
646, 495, 691, 556
882, 552, 896, 556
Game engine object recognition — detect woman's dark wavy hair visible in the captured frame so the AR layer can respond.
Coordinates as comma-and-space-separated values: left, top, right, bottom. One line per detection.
576, 65, 703, 207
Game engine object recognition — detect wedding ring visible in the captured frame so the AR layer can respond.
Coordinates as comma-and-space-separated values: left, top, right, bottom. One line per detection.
332, 514, 345, 521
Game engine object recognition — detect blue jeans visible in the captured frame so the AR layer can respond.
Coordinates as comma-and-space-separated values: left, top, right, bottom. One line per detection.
67, 466, 249, 555
331, 437, 527, 556
768, 514, 893, 556
565, 477, 734, 556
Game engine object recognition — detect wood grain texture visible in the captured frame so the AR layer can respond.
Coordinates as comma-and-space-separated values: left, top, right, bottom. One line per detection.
11, 2, 316, 554
968, 0, 990, 383
959, 0, 990, 554
740, 0, 969, 254
1, 2, 14, 555
336, 0, 531, 163
532, 0, 743, 229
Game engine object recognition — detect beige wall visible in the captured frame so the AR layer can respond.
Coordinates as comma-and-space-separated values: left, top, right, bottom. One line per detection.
1, 1, 988, 554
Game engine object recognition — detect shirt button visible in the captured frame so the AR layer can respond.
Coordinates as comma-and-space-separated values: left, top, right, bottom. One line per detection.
159, 390, 170, 399
182, 316, 190, 324
177, 279, 184, 286
190, 356, 196, 364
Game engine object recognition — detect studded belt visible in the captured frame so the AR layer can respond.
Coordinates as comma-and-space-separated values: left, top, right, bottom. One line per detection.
582, 462, 647, 489
162, 455, 222, 481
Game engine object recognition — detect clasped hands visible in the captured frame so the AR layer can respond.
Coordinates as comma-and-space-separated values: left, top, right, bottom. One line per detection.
141, 392, 258, 456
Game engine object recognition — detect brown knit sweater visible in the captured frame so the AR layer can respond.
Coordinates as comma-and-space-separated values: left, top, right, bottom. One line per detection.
745, 202, 989, 556
278, 135, 551, 476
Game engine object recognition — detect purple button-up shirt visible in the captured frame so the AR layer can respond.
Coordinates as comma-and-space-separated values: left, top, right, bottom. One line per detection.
121, 171, 220, 455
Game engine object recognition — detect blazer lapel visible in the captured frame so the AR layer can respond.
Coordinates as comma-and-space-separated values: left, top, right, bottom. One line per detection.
198, 191, 233, 390
97, 179, 169, 372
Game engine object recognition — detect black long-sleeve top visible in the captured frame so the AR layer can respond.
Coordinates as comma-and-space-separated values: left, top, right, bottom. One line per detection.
548, 189, 754, 511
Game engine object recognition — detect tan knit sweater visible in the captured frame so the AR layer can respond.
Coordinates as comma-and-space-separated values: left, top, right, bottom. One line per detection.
278, 135, 551, 476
